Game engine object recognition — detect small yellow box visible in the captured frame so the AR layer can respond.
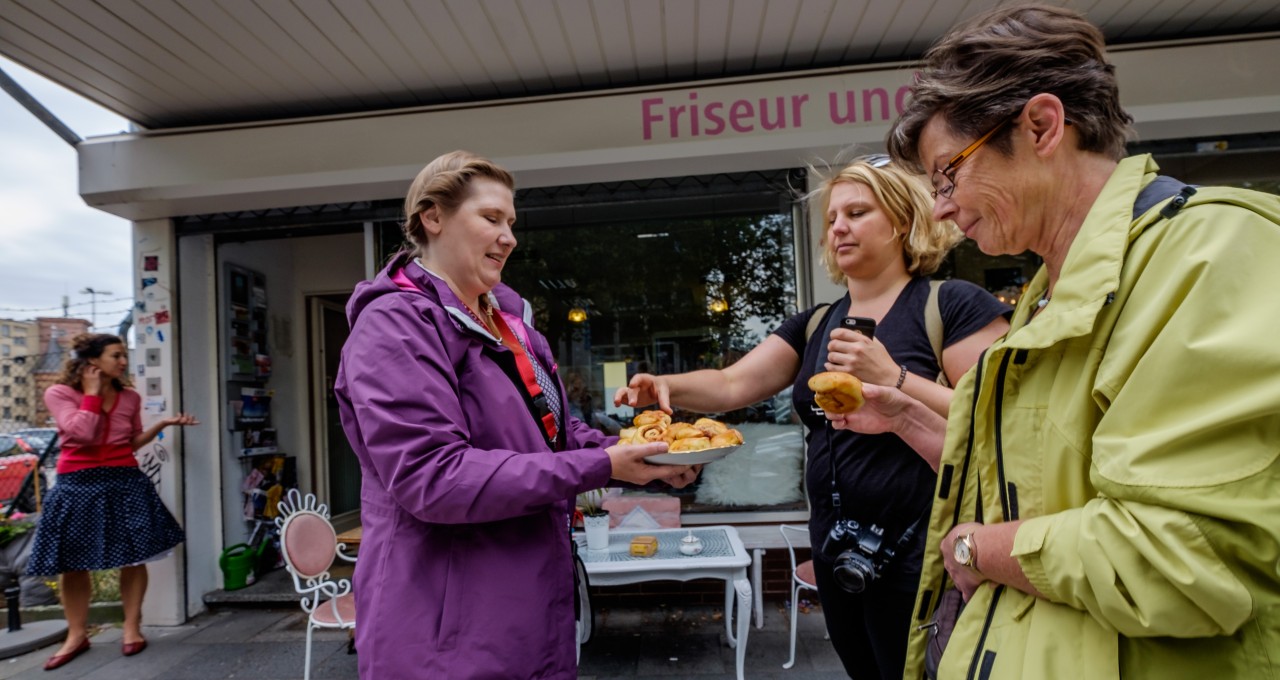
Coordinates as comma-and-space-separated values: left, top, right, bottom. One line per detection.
629, 535, 659, 557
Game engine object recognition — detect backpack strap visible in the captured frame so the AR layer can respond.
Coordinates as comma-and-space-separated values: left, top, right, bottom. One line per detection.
925, 280, 950, 387
1133, 176, 1195, 221
804, 303, 832, 343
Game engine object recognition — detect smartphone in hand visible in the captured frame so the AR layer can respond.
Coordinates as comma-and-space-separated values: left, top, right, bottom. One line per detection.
841, 316, 876, 340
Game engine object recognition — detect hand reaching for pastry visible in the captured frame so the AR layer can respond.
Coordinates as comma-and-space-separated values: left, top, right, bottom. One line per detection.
613, 373, 673, 414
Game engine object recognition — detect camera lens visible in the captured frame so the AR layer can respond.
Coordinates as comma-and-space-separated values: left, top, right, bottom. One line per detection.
832, 552, 875, 594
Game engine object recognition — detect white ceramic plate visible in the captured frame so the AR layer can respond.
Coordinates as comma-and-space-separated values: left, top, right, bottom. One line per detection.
644, 445, 742, 466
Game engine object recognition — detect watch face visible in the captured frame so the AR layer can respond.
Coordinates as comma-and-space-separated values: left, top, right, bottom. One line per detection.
954, 538, 972, 565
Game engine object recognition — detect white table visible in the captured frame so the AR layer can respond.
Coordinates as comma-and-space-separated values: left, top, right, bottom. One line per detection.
575, 525, 753, 680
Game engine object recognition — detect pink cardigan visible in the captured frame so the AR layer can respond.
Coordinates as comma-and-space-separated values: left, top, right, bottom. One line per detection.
44, 384, 142, 473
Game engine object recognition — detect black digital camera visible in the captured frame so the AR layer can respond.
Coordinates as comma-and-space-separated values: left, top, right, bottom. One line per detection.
821, 518, 897, 594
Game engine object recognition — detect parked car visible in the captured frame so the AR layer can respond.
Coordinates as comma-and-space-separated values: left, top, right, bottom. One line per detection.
13, 427, 59, 466
0, 433, 44, 513
0, 433, 31, 457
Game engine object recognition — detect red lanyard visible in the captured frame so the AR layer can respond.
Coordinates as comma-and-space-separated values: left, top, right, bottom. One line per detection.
490, 311, 558, 443
389, 267, 558, 443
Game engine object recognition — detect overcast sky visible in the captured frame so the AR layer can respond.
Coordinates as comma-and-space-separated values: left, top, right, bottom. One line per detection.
0, 55, 134, 334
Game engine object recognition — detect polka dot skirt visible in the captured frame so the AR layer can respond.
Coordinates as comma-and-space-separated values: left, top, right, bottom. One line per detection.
26, 466, 186, 576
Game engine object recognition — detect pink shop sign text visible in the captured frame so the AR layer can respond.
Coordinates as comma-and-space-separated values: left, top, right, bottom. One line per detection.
640, 85, 913, 141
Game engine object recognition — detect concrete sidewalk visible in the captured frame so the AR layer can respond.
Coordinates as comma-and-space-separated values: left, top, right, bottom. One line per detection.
4, 600, 845, 679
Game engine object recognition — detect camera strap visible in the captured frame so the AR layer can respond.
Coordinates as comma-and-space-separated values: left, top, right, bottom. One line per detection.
827, 431, 929, 546
809, 297, 853, 512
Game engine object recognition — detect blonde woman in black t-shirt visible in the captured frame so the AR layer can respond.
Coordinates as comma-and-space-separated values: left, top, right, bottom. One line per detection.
614, 155, 1009, 680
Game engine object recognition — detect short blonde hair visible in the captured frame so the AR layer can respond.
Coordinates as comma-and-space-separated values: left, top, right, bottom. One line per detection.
811, 157, 962, 283
402, 150, 515, 256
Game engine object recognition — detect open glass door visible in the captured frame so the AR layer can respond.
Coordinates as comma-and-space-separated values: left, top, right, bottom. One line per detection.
310, 296, 360, 517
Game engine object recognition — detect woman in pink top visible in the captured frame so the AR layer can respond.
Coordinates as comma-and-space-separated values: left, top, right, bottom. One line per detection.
26, 333, 198, 671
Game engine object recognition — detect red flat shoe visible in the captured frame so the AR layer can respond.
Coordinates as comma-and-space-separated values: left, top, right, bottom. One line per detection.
122, 639, 148, 656
43, 637, 91, 671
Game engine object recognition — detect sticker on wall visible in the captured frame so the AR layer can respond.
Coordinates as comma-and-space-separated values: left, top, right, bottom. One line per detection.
136, 364, 146, 377
144, 397, 166, 414
145, 348, 161, 367
157, 330, 165, 342
141, 277, 158, 289
154, 310, 171, 324
146, 377, 163, 396
143, 255, 159, 271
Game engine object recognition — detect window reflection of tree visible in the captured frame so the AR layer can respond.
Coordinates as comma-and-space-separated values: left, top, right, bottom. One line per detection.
506, 212, 795, 390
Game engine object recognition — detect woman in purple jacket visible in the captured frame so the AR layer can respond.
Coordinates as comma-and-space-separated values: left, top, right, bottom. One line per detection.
335, 150, 698, 679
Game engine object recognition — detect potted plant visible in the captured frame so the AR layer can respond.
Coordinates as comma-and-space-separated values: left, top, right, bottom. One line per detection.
577, 489, 610, 551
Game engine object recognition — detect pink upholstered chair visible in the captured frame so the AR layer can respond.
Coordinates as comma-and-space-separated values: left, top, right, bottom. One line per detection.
275, 489, 357, 680
780, 524, 825, 669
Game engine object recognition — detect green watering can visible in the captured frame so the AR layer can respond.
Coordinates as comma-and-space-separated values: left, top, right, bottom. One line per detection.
219, 542, 266, 591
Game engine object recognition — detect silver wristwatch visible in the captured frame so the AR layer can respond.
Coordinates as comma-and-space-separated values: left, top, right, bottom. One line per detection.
954, 532, 978, 571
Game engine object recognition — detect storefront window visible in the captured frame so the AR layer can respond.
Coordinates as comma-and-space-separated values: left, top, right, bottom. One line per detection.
493, 171, 807, 519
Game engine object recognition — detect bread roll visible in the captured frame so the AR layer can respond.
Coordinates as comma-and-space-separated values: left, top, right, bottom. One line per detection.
710, 429, 743, 448
694, 417, 729, 437
633, 410, 672, 427
664, 422, 704, 442
669, 437, 712, 452
807, 371, 865, 414
632, 422, 668, 443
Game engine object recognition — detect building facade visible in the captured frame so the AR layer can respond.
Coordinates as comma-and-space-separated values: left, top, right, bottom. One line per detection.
0, 319, 37, 427
4, 2, 1279, 626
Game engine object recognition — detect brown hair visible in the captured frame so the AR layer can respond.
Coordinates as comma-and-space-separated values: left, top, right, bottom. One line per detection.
810, 157, 962, 282
401, 150, 516, 256
55, 333, 130, 391
887, 4, 1134, 171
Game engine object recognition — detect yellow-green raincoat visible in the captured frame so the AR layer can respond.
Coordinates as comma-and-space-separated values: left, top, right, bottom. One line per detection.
908, 155, 1280, 680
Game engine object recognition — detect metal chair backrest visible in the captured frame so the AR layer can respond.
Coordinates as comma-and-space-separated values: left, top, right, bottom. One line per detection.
779, 525, 807, 576
276, 489, 339, 581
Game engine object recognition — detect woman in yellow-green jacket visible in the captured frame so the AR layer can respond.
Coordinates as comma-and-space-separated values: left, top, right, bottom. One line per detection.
821, 5, 1280, 679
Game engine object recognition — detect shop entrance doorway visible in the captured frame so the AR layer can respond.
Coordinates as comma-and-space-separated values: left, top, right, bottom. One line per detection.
310, 296, 360, 518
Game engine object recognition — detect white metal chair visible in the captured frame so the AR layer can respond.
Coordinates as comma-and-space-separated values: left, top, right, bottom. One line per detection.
780, 524, 825, 669
275, 489, 357, 680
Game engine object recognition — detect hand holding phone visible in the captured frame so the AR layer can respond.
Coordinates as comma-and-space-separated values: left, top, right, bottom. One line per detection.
841, 316, 876, 340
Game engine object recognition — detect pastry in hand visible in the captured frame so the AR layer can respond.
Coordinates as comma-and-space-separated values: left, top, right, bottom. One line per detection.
807, 371, 865, 414
669, 436, 712, 452
634, 410, 672, 427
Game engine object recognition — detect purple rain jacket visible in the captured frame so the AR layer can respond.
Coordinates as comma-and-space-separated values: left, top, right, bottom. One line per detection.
335, 254, 615, 679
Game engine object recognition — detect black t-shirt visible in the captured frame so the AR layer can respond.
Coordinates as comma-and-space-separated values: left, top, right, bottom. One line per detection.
773, 277, 1010, 569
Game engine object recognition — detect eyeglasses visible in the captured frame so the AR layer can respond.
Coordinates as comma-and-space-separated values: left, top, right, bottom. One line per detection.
931, 118, 1012, 199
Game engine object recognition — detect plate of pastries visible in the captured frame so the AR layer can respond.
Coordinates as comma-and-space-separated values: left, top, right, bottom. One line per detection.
618, 411, 745, 465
